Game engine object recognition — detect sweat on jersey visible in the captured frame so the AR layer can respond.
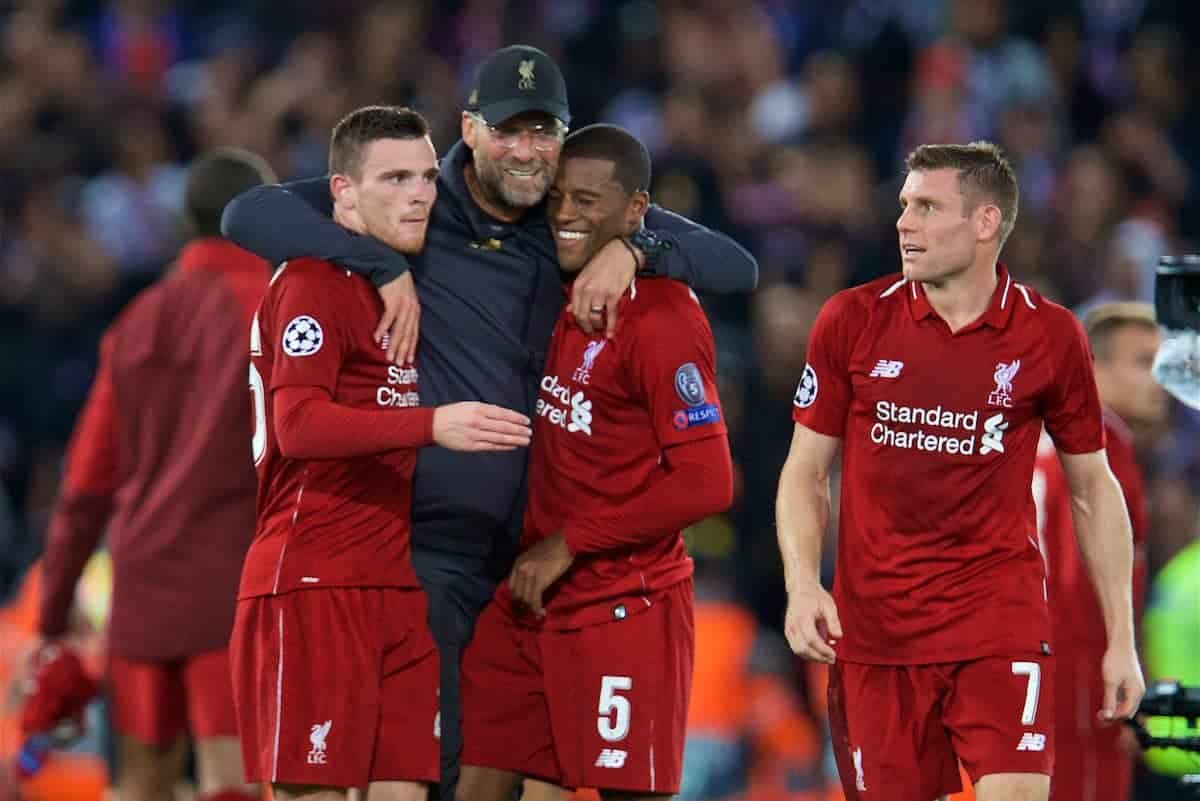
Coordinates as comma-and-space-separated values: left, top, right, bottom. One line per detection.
791, 266, 1105, 664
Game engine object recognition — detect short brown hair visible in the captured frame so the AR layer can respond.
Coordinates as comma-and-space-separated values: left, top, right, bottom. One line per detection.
1084, 301, 1158, 361
329, 105, 430, 180
185, 147, 276, 238
905, 141, 1019, 245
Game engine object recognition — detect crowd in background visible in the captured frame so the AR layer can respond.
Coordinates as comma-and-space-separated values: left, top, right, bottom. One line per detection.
1, 0, 1199, 797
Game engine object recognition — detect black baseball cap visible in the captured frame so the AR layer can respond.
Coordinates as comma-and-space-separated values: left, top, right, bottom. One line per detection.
466, 45, 571, 126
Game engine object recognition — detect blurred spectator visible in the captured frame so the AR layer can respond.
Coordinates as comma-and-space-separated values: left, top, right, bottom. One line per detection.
78, 106, 185, 273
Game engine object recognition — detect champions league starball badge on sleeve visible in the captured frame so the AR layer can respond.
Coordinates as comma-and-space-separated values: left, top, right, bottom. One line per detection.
1152, 255, 1200, 409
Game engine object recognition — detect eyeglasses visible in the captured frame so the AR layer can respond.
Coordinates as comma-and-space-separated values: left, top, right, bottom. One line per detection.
470, 113, 566, 152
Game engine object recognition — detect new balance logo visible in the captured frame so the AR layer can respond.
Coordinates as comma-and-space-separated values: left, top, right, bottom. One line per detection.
979, 413, 1008, 455
595, 749, 628, 768
1016, 732, 1046, 752
307, 720, 331, 764
869, 360, 904, 378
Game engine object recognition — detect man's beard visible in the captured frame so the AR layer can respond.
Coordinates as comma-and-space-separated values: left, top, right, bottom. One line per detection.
474, 151, 554, 212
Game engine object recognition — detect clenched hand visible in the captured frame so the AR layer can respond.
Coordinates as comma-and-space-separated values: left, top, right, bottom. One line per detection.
570, 238, 639, 338
508, 532, 574, 617
374, 272, 420, 365
433, 403, 531, 452
784, 583, 842, 664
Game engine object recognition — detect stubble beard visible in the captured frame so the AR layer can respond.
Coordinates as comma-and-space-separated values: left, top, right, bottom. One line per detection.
475, 151, 554, 212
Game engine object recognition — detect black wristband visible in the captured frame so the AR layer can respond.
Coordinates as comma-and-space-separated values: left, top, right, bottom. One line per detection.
618, 236, 642, 271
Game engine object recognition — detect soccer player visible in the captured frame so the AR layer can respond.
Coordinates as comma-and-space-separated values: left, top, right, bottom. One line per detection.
776, 142, 1145, 801
221, 45, 757, 801
36, 148, 276, 801
229, 106, 532, 801
1034, 301, 1163, 801
454, 124, 734, 801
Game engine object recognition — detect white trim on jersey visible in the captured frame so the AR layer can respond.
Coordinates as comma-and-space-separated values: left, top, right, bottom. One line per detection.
273, 472, 307, 595
650, 742, 656, 792
1015, 284, 1037, 309
879, 277, 907, 298
271, 608, 285, 782
269, 261, 289, 286
1000, 274, 1012, 309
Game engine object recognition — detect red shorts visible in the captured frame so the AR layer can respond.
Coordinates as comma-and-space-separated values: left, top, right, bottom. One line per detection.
108, 649, 238, 746
229, 587, 439, 788
1052, 652, 1133, 801
828, 654, 1055, 801
461, 579, 694, 793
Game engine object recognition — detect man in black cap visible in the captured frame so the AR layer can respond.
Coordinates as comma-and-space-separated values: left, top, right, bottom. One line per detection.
221, 44, 758, 801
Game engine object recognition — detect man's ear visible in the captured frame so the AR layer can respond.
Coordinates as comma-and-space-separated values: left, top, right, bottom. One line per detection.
626, 190, 650, 228
330, 173, 355, 210
977, 202, 1003, 243
462, 112, 478, 150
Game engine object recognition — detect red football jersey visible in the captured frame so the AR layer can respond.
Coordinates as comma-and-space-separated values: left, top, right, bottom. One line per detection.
1034, 409, 1148, 649
792, 266, 1105, 664
517, 279, 726, 628
239, 258, 423, 598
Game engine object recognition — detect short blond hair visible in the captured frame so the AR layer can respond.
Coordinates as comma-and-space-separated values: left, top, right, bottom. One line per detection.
1084, 301, 1158, 360
905, 141, 1019, 245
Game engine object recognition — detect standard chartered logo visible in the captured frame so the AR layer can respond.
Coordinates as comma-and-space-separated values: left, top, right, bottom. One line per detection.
537, 374, 593, 436
870, 401, 1006, 456
979, 413, 1008, 454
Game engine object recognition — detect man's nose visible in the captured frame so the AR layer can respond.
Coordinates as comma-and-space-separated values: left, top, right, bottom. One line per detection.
508, 133, 537, 161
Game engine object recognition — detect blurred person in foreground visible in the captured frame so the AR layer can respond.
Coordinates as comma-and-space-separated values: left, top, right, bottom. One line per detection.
455, 124, 734, 801
1032, 302, 1163, 801
34, 147, 277, 801
221, 45, 757, 800
228, 105, 532, 801
777, 142, 1144, 801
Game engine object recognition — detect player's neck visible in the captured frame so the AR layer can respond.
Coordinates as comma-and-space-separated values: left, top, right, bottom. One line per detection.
921, 259, 998, 333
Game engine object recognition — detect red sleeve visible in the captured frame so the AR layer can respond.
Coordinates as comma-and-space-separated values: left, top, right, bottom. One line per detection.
273, 386, 435, 459
628, 287, 727, 447
1043, 312, 1105, 454
792, 290, 854, 436
39, 333, 120, 638
267, 269, 351, 394
562, 434, 733, 555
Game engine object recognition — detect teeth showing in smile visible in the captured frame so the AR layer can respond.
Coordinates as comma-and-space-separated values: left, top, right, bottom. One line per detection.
557, 231, 586, 240
506, 168, 537, 177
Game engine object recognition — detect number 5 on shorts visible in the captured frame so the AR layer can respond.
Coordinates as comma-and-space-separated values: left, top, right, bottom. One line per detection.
1011, 661, 1041, 725
598, 676, 632, 742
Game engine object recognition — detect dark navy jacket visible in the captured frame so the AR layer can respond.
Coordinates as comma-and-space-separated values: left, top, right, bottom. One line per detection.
222, 140, 758, 564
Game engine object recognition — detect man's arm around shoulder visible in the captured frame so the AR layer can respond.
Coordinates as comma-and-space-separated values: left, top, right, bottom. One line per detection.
1059, 448, 1146, 720
641, 204, 759, 294
221, 178, 412, 288
777, 423, 842, 664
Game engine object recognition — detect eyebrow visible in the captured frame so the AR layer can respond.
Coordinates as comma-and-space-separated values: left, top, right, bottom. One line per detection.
379, 167, 439, 180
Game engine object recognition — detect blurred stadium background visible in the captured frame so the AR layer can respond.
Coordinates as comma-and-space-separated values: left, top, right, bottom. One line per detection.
1, 0, 1199, 799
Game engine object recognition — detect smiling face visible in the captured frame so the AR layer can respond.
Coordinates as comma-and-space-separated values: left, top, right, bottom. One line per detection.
464, 110, 564, 212
896, 167, 999, 284
332, 136, 438, 254
546, 155, 647, 272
